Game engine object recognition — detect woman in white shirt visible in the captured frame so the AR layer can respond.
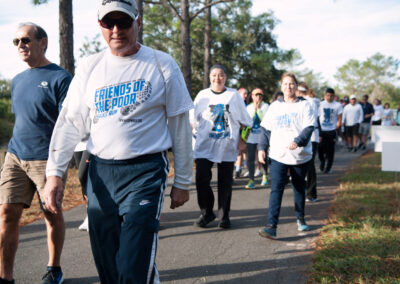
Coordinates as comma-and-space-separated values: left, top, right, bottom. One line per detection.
382, 103, 394, 126
191, 64, 252, 229
245, 88, 269, 189
257, 72, 315, 239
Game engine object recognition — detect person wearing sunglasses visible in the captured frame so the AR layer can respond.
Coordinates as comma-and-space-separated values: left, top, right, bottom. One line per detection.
43, 0, 193, 283
0, 23, 72, 284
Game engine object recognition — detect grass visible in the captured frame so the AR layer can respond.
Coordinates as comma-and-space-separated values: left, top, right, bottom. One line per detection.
307, 151, 400, 283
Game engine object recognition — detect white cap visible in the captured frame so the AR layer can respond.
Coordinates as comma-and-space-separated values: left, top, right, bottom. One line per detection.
298, 86, 307, 92
98, 0, 138, 20
350, 94, 357, 99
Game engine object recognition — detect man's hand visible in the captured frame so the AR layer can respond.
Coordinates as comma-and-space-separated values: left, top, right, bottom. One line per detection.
43, 176, 64, 214
170, 186, 189, 209
258, 150, 266, 164
287, 141, 298, 150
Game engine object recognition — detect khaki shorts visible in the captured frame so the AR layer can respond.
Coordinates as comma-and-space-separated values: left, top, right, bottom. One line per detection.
0, 152, 48, 208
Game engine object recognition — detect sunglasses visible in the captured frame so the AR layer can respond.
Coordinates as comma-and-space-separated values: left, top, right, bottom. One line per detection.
99, 14, 138, 30
13, 37, 31, 46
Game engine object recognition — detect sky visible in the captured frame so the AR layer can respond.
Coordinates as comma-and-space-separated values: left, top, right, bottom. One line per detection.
0, 0, 399, 86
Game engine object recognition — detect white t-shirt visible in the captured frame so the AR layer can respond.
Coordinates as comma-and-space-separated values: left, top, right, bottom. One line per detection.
261, 98, 314, 165
319, 100, 343, 131
246, 102, 269, 144
372, 104, 384, 121
46, 45, 193, 178
192, 87, 252, 163
306, 96, 320, 142
342, 103, 363, 126
382, 109, 393, 126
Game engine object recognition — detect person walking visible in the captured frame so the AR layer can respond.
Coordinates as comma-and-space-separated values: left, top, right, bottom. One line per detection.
297, 83, 320, 201
382, 103, 394, 126
318, 88, 343, 174
245, 88, 269, 189
43, 1, 193, 282
371, 99, 384, 125
234, 87, 249, 178
358, 94, 374, 150
257, 72, 315, 239
0, 22, 71, 284
342, 95, 363, 152
191, 64, 252, 229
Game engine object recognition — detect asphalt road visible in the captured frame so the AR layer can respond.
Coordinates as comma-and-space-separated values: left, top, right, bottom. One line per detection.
14, 145, 365, 283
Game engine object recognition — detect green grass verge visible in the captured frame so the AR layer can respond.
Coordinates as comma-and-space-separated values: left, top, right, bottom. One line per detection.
308, 152, 400, 284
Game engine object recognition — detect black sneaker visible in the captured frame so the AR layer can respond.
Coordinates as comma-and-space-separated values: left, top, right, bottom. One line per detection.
319, 163, 325, 172
0, 278, 15, 284
235, 169, 241, 178
218, 218, 231, 229
194, 213, 216, 228
42, 267, 64, 284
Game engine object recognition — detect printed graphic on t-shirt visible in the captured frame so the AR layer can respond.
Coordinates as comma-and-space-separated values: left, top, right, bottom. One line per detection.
93, 79, 151, 123
209, 104, 230, 139
275, 113, 297, 129
251, 112, 261, 133
322, 108, 334, 127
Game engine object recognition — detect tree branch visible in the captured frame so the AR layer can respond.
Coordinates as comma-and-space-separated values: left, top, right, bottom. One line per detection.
190, 0, 233, 21
145, 0, 183, 21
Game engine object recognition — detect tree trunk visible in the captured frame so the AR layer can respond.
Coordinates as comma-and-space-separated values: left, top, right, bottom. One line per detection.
203, 0, 212, 89
59, 0, 74, 75
180, 0, 192, 95
136, 0, 143, 43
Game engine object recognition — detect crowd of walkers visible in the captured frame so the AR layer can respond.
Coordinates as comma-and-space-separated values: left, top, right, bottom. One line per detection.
2, 1, 399, 281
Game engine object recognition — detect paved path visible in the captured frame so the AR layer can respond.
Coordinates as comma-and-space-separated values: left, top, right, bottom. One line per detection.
14, 145, 366, 283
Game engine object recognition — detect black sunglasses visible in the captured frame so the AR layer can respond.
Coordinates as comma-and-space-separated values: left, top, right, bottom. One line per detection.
13, 37, 31, 46
99, 15, 137, 30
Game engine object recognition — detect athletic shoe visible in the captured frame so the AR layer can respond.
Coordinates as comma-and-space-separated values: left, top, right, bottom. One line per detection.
0, 278, 15, 284
261, 175, 268, 186
78, 216, 89, 232
258, 226, 277, 239
323, 169, 332, 174
235, 169, 241, 178
218, 218, 231, 229
194, 213, 216, 228
297, 218, 310, 231
254, 169, 262, 177
361, 145, 366, 150
306, 197, 318, 202
245, 179, 255, 189
319, 163, 325, 172
352, 147, 357, 153
243, 171, 249, 177
42, 267, 64, 284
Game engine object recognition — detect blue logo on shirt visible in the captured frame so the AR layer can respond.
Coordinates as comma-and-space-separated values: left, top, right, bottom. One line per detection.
322, 108, 333, 126
275, 113, 297, 128
209, 104, 230, 139
93, 79, 151, 121
251, 112, 261, 133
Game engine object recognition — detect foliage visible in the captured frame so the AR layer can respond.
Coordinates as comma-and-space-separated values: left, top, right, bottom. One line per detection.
334, 53, 400, 102
78, 34, 106, 58
0, 79, 11, 98
143, 0, 290, 99
308, 152, 400, 283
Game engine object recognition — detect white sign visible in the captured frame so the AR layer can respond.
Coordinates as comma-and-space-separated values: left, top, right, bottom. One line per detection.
371, 126, 400, 152
382, 142, 400, 172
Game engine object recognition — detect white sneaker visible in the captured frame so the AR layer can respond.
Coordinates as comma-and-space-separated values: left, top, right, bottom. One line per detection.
254, 169, 262, 177
78, 216, 89, 232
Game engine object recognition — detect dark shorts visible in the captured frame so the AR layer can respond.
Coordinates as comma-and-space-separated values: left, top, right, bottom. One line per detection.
346, 124, 360, 137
